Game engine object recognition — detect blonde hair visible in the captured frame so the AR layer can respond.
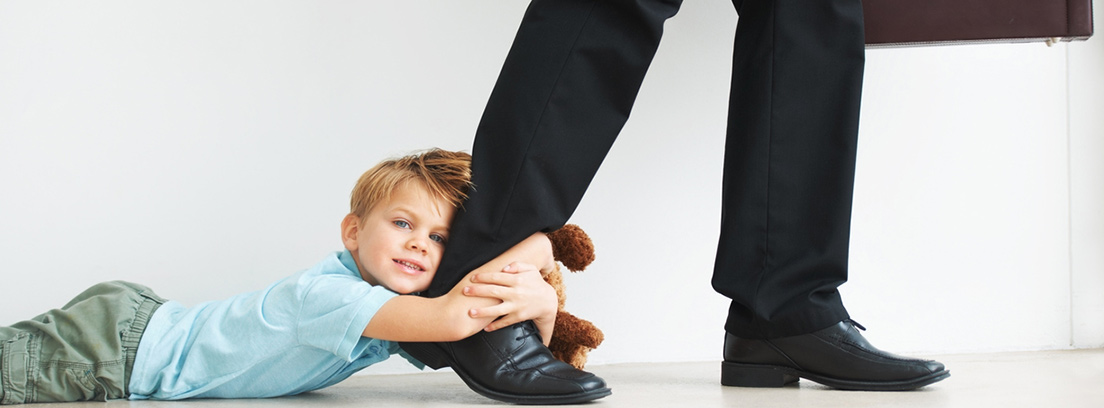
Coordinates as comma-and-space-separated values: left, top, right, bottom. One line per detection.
349, 148, 473, 221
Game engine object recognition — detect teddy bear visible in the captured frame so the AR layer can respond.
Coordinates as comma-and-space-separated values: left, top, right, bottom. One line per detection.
543, 224, 604, 369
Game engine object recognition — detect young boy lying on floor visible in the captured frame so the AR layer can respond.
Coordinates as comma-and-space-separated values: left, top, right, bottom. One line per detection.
0, 148, 560, 404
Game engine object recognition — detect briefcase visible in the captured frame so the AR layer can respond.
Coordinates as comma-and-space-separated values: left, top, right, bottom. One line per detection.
864, 0, 1094, 47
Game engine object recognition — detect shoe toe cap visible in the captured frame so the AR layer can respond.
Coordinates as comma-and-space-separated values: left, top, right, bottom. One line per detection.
537, 363, 609, 393
920, 359, 946, 374
573, 372, 609, 392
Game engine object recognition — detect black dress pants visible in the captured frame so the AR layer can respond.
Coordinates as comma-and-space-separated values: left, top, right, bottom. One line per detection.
428, 0, 865, 340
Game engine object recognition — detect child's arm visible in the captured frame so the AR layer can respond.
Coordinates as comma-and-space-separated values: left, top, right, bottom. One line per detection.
361, 232, 558, 344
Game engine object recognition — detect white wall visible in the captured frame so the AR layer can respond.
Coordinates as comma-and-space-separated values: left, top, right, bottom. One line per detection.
2, 1, 1101, 374
1070, 1, 1104, 349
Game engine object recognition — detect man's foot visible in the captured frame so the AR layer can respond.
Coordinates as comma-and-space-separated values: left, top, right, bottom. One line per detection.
722, 320, 949, 391
401, 321, 611, 404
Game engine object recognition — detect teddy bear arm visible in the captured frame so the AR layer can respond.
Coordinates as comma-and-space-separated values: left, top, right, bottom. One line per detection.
554, 311, 605, 348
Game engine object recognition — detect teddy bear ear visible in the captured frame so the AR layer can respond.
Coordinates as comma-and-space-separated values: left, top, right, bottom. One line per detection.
547, 224, 596, 272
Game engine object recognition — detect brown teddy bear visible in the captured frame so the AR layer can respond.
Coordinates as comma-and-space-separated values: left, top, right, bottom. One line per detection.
544, 224, 604, 369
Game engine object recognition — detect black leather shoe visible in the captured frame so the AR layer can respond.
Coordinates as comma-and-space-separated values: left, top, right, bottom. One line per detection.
400, 321, 611, 404
722, 320, 950, 391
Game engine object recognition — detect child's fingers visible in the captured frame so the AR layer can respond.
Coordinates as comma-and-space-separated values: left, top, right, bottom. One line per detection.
462, 283, 508, 300
484, 315, 525, 332
501, 262, 538, 274
468, 303, 515, 319
470, 271, 522, 287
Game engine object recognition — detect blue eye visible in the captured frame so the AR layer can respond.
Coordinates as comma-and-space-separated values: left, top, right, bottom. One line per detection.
393, 220, 410, 229
430, 234, 447, 244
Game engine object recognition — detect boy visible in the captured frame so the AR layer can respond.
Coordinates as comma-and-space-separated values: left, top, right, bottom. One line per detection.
0, 149, 604, 404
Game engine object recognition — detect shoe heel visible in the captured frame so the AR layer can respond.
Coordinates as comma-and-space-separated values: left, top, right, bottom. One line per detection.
400, 342, 451, 370
721, 362, 799, 387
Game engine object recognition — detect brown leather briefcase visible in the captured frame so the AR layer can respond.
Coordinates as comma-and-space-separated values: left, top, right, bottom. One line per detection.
864, 0, 1094, 47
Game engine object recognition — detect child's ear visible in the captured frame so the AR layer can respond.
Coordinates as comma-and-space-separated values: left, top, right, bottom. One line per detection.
340, 214, 361, 251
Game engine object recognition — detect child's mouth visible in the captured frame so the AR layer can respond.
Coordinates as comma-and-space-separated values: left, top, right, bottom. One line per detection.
394, 259, 425, 273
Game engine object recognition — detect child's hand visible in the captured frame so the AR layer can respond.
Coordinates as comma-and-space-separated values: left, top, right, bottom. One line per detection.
463, 261, 557, 336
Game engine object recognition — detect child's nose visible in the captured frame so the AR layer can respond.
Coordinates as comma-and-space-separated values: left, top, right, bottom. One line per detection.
408, 237, 427, 252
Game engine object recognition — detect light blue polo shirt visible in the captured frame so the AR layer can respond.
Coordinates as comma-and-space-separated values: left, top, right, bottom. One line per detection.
128, 250, 422, 400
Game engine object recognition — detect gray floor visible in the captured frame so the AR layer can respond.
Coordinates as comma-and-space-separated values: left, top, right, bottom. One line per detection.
30, 349, 1104, 407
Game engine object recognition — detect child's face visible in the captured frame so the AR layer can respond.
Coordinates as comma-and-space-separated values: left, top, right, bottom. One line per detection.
341, 181, 455, 294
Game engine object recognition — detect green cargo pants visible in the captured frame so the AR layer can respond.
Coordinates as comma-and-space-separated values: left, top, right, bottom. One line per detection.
0, 281, 164, 404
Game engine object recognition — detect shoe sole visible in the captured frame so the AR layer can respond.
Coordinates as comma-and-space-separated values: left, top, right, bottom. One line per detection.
403, 341, 612, 405
721, 361, 951, 391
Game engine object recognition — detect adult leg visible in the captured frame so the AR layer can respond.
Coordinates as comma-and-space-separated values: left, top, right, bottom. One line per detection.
429, 0, 682, 294
714, 0, 862, 341
715, 0, 948, 390
401, 0, 681, 404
